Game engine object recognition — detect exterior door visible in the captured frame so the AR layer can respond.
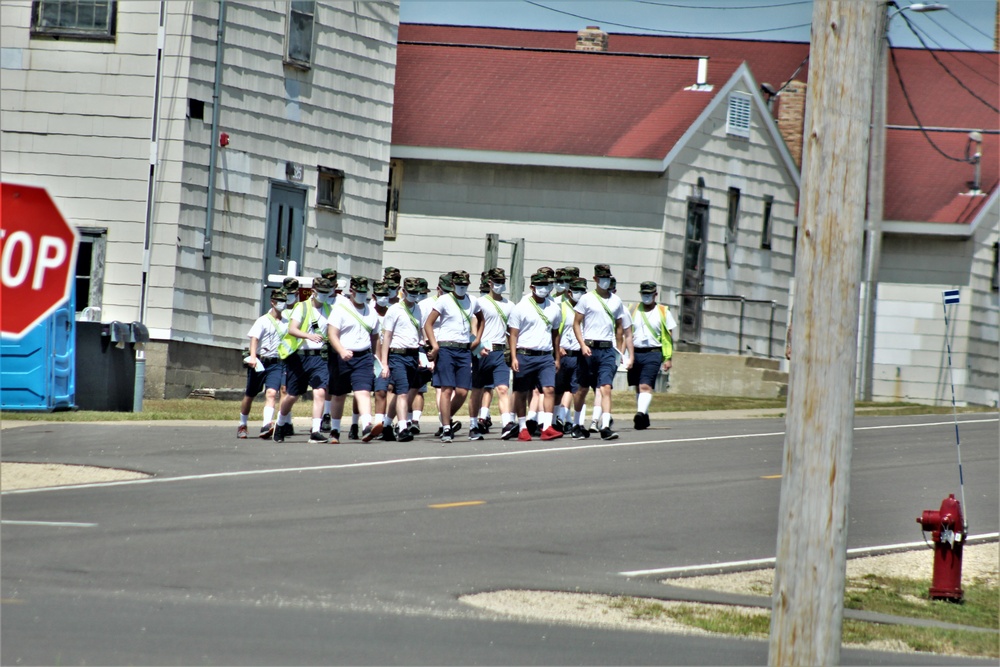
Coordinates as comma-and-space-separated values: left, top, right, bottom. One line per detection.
680, 199, 709, 348
262, 183, 306, 307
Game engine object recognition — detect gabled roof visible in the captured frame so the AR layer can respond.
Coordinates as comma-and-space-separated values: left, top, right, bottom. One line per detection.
392, 43, 744, 163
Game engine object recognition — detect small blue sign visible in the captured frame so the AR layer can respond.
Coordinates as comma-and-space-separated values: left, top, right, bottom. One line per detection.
943, 289, 961, 305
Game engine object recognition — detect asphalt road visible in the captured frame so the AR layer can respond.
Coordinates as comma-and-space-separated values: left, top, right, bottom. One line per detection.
2, 413, 997, 665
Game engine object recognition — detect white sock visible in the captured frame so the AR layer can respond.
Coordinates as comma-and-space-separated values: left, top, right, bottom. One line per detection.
413, 410, 422, 423
637, 392, 653, 414
262, 406, 274, 426
408, 411, 414, 421
383, 414, 392, 426
239, 413, 249, 426
592, 406, 602, 423
324, 400, 332, 416
518, 416, 527, 430
501, 412, 513, 426
277, 412, 289, 426
375, 413, 384, 426
527, 410, 537, 422
312, 417, 322, 433
540, 411, 553, 429
360, 414, 372, 429
602, 412, 612, 429
479, 407, 490, 419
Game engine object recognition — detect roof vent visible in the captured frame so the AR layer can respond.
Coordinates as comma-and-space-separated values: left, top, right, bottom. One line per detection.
684, 57, 713, 92
576, 26, 608, 52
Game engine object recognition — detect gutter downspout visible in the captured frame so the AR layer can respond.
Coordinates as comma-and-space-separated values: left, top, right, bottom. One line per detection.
203, 0, 226, 258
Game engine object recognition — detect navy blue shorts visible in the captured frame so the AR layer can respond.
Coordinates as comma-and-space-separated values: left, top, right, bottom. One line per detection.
432, 346, 472, 390
512, 352, 556, 393
244, 359, 283, 398
388, 352, 421, 394
473, 349, 510, 389
627, 348, 664, 388
285, 354, 329, 397
554, 352, 581, 395
579, 346, 617, 389
331, 349, 375, 396
326, 355, 339, 391
374, 374, 392, 393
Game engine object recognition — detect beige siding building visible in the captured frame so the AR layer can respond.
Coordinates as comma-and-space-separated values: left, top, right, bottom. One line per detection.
2, 1, 399, 398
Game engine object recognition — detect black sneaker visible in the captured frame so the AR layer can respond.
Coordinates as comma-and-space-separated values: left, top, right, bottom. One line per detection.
571, 424, 590, 440
468, 425, 484, 441
410, 422, 421, 435
320, 414, 332, 433
329, 429, 340, 444
450, 421, 462, 436
500, 422, 518, 440
440, 428, 453, 443
309, 431, 329, 444
348, 424, 360, 440
525, 419, 539, 437
273, 423, 286, 443
478, 418, 490, 434
396, 426, 413, 442
600, 427, 618, 441
553, 419, 564, 434
633, 412, 649, 431
484, 415, 493, 430
286, 423, 296, 437
561, 419, 574, 434
435, 425, 444, 438
381, 426, 396, 441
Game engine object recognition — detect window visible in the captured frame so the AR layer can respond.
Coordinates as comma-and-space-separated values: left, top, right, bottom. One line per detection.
724, 187, 740, 269
992, 242, 999, 292
317, 166, 344, 212
385, 159, 403, 240
31, 1, 116, 40
761, 195, 773, 250
74, 228, 106, 315
726, 92, 752, 139
285, 1, 315, 68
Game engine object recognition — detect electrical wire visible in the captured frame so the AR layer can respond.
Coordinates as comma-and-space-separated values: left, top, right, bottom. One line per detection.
906, 15, 998, 85
772, 53, 810, 95
888, 39, 967, 163
945, 6, 996, 43
523, 0, 811, 37
631, 0, 810, 9
896, 10, 999, 113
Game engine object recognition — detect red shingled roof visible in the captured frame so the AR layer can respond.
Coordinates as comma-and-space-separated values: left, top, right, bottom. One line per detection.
393, 43, 744, 160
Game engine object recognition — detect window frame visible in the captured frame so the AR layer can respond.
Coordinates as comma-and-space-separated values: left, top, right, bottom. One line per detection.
991, 241, 999, 292
316, 166, 345, 212
760, 195, 774, 250
724, 187, 741, 269
30, 0, 117, 41
74, 227, 107, 314
385, 159, 403, 241
284, 0, 316, 70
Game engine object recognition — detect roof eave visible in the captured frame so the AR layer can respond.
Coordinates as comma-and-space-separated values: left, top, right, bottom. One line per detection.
883, 190, 998, 238
390, 146, 665, 172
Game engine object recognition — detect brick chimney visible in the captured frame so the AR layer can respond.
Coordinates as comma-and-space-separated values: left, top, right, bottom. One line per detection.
576, 26, 608, 52
776, 79, 807, 168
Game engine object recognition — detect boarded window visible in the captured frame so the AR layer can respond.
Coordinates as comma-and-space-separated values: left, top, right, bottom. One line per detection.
385, 159, 403, 241
74, 228, 106, 314
317, 166, 344, 212
726, 92, 752, 139
761, 195, 774, 250
725, 187, 741, 269
286, 1, 315, 68
31, 0, 116, 40
992, 242, 999, 292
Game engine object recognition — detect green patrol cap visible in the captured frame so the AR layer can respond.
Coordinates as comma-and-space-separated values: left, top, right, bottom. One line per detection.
536, 266, 555, 279
416, 277, 430, 294
487, 267, 507, 282
350, 275, 369, 292
269, 288, 286, 302
594, 264, 613, 278
569, 277, 588, 291
403, 277, 421, 293
383, 266, 401, 282
438, 273, 454, 292
639, 281, 657, 294
556, 266, 580, 281
372, 280, 389, 296
530, 271, 554, 285
312, 277, 333, 293
451, 270, 471, 286
321, 268, 337, 281
282, 277, 300, 292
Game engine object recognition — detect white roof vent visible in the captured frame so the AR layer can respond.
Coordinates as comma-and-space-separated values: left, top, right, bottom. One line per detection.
726, 92, 752, 139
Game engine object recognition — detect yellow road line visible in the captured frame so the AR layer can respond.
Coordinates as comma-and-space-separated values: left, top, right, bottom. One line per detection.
428, 500, 486, 509
761, 474, 782, 479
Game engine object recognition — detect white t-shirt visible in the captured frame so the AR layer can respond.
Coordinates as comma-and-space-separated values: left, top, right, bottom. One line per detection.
631, 303, 678, 348
382, 302, 423, 349
288, 299, 332, 351
478, 294, 513, 348
418, 296, 438, 335
574, 291, 626, 342
508, 295, 562, 351
328, 301, 380, 351
558, 298, 581, 351
247, 311, 287, 358
432, 292, 481, 344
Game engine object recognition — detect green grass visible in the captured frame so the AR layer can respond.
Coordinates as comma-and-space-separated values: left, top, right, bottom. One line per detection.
609, 576, 999, 658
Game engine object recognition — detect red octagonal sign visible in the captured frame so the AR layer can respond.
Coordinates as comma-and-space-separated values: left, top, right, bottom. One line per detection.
1, 183, 80, 338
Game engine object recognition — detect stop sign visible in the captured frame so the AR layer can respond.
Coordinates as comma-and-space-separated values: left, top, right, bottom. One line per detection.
1, 183, 80, 338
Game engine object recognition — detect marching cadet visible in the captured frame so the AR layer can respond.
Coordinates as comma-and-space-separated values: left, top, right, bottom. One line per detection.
238, 288, 288, 439
274, 277, 335, 444
473, 267, 515, 440
319, 268, 338, 434
327, 276, 382, 443
628, 281, 676, 430
378, 277, 425, 442
409, 276, 434, 433
424, 271, 483, 443
508, 271, 564, 441
383, 267, 402, 305
371, 280, 396, 440
572, 264, 632, 441
552, 267, 580, 432
555, 277, 587, 436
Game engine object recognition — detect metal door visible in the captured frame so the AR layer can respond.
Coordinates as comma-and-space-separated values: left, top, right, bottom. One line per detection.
262, 183, 306, 306
680, 199, 709, 347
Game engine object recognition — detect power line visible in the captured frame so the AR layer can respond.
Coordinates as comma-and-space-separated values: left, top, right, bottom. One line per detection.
773, 53, 810, 94
888, 39, 968, 163
631, 0, 810, 9
945, 6, 996, 43
896, 11, 999, 114
522, 0, 811, 36
907, 14, 999, 85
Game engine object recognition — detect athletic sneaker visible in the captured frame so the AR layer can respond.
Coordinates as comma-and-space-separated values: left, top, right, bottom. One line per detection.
286, 424, 296, 437
329, 429, 340, 444
396, 426, 413, 442
525, 419, 539, 437
348, 424, 360, 440
571, 424, 590, 440
589, 420, 599, 434
309, 431, 329, 444
380, 426, 396, 442
517, 429, 532, 441
500, 422, 518, 440
561, 420, 574, 434
450, 421, 462, 436
484, 415, 493, 429
362, 422, 383, 443
410, 423, 421, 435
552, 419, 564, 434
440, 429, 453, 443
237, 424, 248, 439
482, 416, 492, 433
468, 425, 484, 441
273, 423, 286, 443
600, 427, 619, 441
259, 423, 275, 439
320, 414, 332, 433
540, 426, 564, 441
633, 412, 649, 430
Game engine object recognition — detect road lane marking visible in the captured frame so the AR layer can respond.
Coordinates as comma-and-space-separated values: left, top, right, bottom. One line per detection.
760, 474, 782, 479
428, 501, 486, 509
2, 417, 995, 496
0, 520, 97, 527
618, 532, 1000, 577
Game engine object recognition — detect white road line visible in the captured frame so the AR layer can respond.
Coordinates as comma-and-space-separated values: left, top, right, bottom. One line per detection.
619, 532, 1000, 577
1, 520, 97, 527
2, 417, 995, 497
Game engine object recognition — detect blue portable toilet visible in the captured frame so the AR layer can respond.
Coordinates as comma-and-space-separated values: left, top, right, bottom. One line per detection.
0, 285, 76, 411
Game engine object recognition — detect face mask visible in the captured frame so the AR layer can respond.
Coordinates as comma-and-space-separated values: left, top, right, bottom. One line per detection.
313, 292, 329, 304
597, 278, 611, 291
273, 302, 286, 312
376, 296, 390, 308
554, 282, 567, 295
571, 291, 586, 301
388, 288, 399, 300
491, 282, 506, 295
286, 295, 298, 306
641, 294, 655, 305
533, 285, 551, 298
453, 285, 468, 298
405, 292, 419, 304
352, 292, 366, 305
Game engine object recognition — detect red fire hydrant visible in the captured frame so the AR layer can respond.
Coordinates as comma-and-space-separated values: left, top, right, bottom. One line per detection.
916, 493, 966, 602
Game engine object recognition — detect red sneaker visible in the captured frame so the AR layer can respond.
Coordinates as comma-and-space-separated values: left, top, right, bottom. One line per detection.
517, 429, 532, 441
540, 426, 564, 441
237, 424, 248, 439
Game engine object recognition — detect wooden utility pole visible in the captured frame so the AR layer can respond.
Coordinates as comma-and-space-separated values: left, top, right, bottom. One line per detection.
768, 2, 886, 666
